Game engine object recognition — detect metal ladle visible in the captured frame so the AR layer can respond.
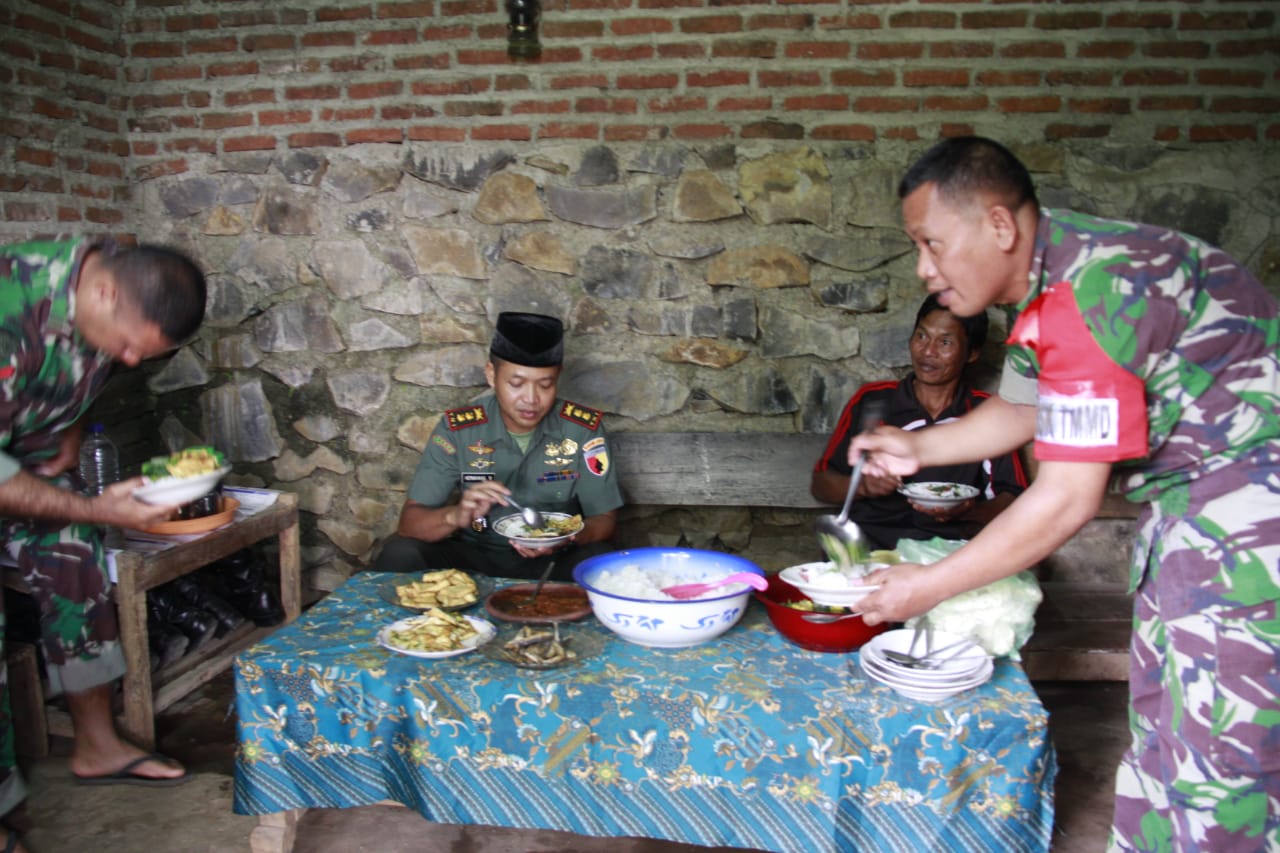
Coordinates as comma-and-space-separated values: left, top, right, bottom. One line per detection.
813, 451, 871, 569
801, 611, 864, 624
504, 494, 545, 530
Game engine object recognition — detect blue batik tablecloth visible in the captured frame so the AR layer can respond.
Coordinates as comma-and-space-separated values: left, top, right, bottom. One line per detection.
233, 572, 1055, 852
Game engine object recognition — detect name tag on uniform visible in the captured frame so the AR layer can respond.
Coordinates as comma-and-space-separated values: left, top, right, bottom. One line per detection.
1036, 395, 1119, 447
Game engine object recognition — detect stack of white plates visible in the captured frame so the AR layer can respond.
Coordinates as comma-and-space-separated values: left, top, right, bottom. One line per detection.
858, 628, 993, 701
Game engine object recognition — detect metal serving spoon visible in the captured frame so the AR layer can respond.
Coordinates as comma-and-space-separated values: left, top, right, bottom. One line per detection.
801, 611, 864, 624
504, 494, 545, 530
813, 401, 885, 569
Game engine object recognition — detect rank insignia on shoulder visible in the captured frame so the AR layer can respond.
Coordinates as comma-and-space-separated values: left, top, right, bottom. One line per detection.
446, 405, 488, 431
559, 401, 601, 431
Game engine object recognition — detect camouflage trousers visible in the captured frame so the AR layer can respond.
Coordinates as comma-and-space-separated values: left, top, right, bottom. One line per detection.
1110, 479, 1280, 852
0, 600, 25, 818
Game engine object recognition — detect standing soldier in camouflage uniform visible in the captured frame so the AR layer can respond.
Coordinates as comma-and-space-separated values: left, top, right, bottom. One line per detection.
850, 137, 1279, 852
375, 312, 623, 582
0, 239, 206, 847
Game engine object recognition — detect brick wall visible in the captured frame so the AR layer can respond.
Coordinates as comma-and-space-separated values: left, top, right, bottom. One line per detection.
2, 0, 1278, 237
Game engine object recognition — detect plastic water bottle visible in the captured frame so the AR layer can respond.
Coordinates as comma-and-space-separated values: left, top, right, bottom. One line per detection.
79, 423, 120, 496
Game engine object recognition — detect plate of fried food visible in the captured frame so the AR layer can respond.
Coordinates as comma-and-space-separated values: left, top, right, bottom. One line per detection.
478, 622, 604, 670
379, 568, 492, 612
376, 607, 496, 659
492, 512, 584, 548
133, 446, 231, 505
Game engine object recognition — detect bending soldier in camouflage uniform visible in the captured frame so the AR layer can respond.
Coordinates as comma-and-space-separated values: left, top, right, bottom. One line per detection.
0, 240, 206, 845
849, 138, 1279, 852
375, 312, 623, 581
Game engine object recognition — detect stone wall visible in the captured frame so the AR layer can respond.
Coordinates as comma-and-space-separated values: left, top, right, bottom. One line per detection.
1, 0, 1278, 592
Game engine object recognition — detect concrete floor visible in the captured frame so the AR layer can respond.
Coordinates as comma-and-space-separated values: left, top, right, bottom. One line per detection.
18, 674, 1129, 853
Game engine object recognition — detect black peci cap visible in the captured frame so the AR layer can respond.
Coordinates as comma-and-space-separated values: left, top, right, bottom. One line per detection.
490, 311, 564, 367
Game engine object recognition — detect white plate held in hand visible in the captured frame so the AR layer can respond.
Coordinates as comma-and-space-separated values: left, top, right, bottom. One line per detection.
132, 466, 231, 505
898, 481, 979, 510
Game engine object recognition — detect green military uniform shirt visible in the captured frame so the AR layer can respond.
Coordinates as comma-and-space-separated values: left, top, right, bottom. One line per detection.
408, 393, 624, 555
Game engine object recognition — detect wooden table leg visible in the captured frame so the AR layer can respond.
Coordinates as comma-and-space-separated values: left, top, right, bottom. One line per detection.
249, 809, 303, 853
276, 494, 301, 624
113, 553, 156, 751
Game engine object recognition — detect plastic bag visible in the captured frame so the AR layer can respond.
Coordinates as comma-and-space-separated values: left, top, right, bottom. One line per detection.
896, 537, 1043, 660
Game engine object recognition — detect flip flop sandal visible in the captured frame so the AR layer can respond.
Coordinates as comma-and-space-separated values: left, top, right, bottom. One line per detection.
72, 752, 190, 788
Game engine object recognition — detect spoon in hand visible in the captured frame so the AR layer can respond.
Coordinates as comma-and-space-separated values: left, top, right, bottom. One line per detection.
503, 494, 545, 530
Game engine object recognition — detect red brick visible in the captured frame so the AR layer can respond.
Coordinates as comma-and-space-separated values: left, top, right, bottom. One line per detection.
0, 175, 26, 193
1, 39, 36, 61
883, 126, 920, 141
679, 15, 742, 34
617, 72, 679, 90
1125, 68, 1191, 87
923, 94, 987, 111
594, 45, 655, 62
207, 61, 259, 77
457, 48, 509, 64
1139, 95, 1202, 111
673, 123, 730, 140
220, 10, 278, 28
550, 73, 608, 89
412, 78, 490, 96
537, 122, 599, 140
1145, 41, 1210, 60
365, 28, 418, 45
658, 43, 705, 59
202, 112, 253, 130
929, 41, 993, 59
717, 96, 772, 111
1218, 38, 1280, 59
346, 127, 403, 143
961, 11, 1027, 29
86, 207, 125, 225
1045, 70, 1112, 87
166, 14, 219, 32
711, 40, 775, 60
32, 97, 75, 121
817, 13, 882, 31
167, 138, 217, 154
1034, 12, 1102, 30
382, 104, 438, 120
1179, 11, 1259, 31
747, 13, 812, 31
441, 0, 491, 15
13, 13, 61, 39
321, 106, 376, 121
58, 207, 82, 222
223, 135, 279, 152
832, 69, 895, 87
854, 95, 916, 112
1189, 124, 1256, 142
1078, 41, 1135, 60
1266, 124, 1280, 142
471, 124, 532, 141
131, 40, 183, 59
187, 36, 238, 54
407, 126, 467, 141
940, 123, 976, 138
742, 120, 804, 140
243, 34, 295, 52
810, 123, 875, 141
544, 20, 605, 38
1197, 69, 1266, 88
349, 81, 403, 98
318, 6, 373, 22
997, 95, 1061, 114
787, 41, 850, 60
1045, 124, 1112, 141
511, 99, 572, 114
288, 132, 342, 147
335, 55, 389, 72
227, 89, 276, 107
128, 115, 172, 132
304, 32, 357, 48
39, 50, 75, 71
784, 93, 847, 110
611, 13, 672, 33
85, 113, 119, 134
1001, 41, 1065, 59
904, 69, 968, 87
132, 159, 188, 181
494, 74, 532, 91
424, 25, 471, 40
1153, 126, 1181, 142
975, 70, 1041, 87
1213, 96, 1280, 114
259, 109, 313, 126
889, 12, 956, 29
7, 201, 52, 222
15, 146, 56, 168
856, 42, 923, 61
284, 84, 339, 101
1106, 12, 1172, 30
378, 1, 435, 18
574, 97, 638, 114
688, 70, 749, 87
603, 125, 666, 142
759, 70, 821, 87
1069, 98, 1131, 115
26, 175, 65, 193
131, 141, 159, 156
649, 95, 708, 112
134, 93, 185, 110
444, 100, 502, 117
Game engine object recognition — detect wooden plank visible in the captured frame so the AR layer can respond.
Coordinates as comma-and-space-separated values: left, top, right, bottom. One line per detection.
153, 624, 273, 714
114, 550, 156, 750
7, 643, 48, 759
611, 432, 828, 508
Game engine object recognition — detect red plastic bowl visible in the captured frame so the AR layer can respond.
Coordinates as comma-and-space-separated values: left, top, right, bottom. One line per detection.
754, 574, 886, 653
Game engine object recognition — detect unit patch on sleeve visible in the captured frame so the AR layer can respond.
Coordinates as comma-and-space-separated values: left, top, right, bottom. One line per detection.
431, 434, 456, 455
582, 436, 609, 476
559, 401, 601, 431
446, 405, 488, 431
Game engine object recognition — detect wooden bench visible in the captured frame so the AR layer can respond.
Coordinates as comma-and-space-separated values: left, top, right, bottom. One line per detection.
609, 431, 1137, 681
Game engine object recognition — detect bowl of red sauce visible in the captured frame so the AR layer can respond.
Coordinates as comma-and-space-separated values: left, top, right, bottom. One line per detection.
484, 583, 592, 623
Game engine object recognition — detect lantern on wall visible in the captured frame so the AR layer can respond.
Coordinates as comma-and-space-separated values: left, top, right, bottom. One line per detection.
506, 0, 541, 62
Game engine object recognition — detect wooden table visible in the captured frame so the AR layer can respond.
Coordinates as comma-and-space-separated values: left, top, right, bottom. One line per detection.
114, 490, 301, 749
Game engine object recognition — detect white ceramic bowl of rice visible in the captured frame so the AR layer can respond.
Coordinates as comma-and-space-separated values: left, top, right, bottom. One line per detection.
573, 547, 764, 648
778, 560, 882, 609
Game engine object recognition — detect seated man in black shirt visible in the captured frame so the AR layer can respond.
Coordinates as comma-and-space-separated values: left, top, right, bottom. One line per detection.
811, 294, 1027, 550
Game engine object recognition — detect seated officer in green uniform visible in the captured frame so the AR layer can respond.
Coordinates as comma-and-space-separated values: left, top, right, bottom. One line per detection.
373, 312, 623, 581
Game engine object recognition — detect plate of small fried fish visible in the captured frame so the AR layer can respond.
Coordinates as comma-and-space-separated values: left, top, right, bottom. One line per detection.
478, 622, 604, 670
